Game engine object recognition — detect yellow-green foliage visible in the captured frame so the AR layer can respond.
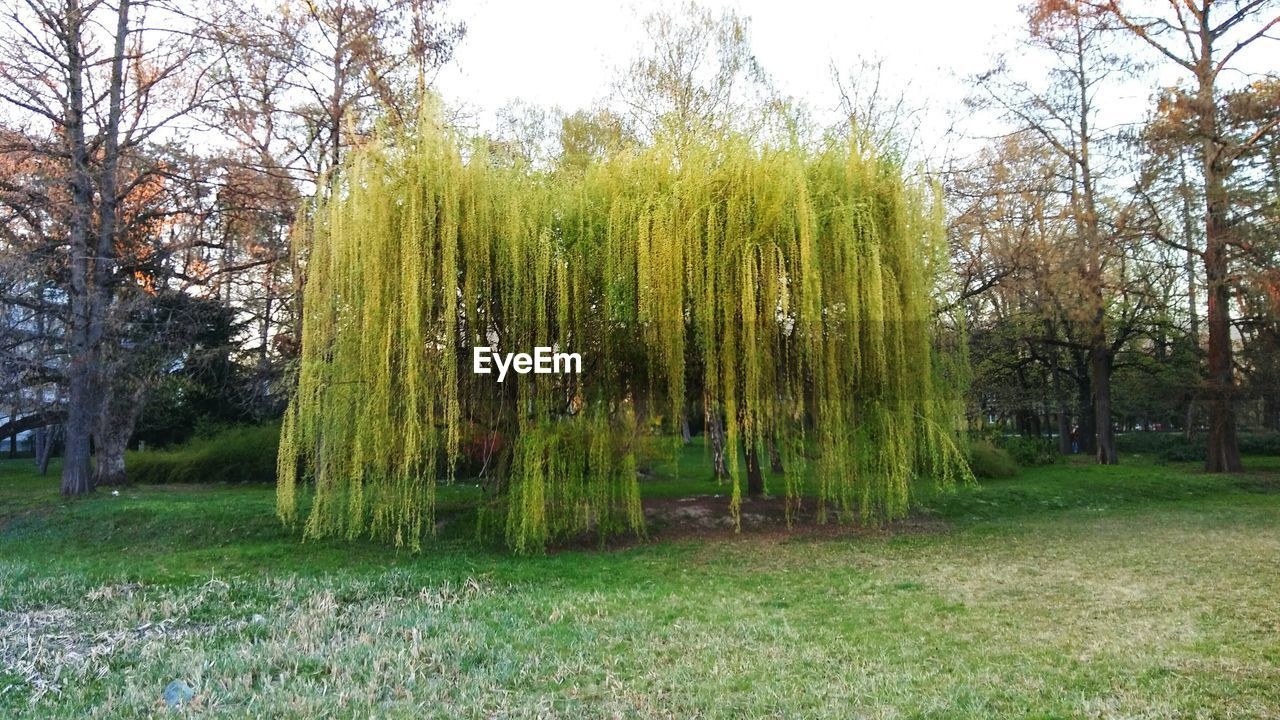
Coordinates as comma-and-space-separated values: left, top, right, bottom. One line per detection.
278, 106, 971, 552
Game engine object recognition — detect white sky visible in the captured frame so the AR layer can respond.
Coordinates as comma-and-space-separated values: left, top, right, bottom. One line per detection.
432, 0, 1276, 167
435, 0, 1029, 138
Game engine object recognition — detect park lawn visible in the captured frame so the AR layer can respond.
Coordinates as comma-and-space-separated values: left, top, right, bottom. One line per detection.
1, 453, 1278, 718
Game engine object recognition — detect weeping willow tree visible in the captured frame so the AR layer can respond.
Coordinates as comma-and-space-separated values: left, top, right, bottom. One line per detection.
278, 106, 971, 553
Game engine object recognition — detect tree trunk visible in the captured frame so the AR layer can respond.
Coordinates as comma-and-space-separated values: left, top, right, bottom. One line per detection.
60, 0, 96, 498
1197, 31, 1242, 473
86, 0, 131, 488
61, 362, 94, 496
92, 378, 142, 487
92, 429, 129, 487
1203, 256, 1242, 472
743, 437, 764, 499
767, 434, 784, 473
1091, 346, 1117, 464
33, 428, 44, 467
34, 427, 53, 476
1183, 398, 1197, 440
707, 409, 727, 479
1200, 173, 1241, 471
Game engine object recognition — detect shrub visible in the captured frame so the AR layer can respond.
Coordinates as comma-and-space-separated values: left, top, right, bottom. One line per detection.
968, 441, 1020, 479
1240, 432, 1280, 456
997, 436, 1057, 466
1114, 430, 1280, 462
127, 423, 280, 484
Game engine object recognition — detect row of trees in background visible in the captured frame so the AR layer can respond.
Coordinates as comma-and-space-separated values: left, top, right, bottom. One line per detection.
0, 0, 1276, 500
463, 0, 1279, 474
950, 0, 1278, 469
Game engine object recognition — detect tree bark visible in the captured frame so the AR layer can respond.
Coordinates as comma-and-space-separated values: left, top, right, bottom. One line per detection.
34, 427, 53, 476
60, 0, 96, 497
1203, 245, 1242, 471
1198, 51, 1242, 472
92, 386, 142, 487
60, 0, 131, 496
1200, 183, 1241, 470
706, 408, 727, 479
92, 431, 129, 487
61, 365, 94, 496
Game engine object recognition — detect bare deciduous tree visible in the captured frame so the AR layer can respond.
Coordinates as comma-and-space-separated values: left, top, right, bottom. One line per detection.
0, 0, 222, 494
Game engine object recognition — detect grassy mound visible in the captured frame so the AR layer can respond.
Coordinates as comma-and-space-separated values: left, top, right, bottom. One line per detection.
126, 424, 279, 485
967, 440, 1020, 479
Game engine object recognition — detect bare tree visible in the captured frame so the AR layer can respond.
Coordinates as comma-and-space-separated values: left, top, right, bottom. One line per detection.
218, 0, 463, 186
971, 0, 1136, 462
614, 2, 771, 152
204, 0, 463, 402
830, 56, 926, 162
0, 0, 223, 494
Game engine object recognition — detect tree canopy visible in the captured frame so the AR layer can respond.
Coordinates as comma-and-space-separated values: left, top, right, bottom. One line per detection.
277, 105, 972, 552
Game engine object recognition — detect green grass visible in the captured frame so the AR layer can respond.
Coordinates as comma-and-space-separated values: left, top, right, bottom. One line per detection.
2, 451, 1279, 717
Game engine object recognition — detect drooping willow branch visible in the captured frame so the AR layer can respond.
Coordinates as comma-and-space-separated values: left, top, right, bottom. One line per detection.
278, 107, 971, 553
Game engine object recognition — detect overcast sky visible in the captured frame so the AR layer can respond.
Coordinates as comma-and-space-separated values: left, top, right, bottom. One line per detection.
434, 0, 1028, 136
429, 0, 1278, 168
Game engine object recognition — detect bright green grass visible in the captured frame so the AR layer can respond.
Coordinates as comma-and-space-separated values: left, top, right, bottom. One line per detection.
2, 451, 1278, 718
